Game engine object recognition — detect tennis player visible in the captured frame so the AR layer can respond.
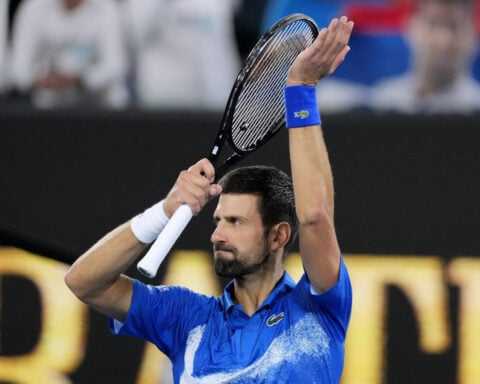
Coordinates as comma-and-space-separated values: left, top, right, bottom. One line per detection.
66, 16, 354, 383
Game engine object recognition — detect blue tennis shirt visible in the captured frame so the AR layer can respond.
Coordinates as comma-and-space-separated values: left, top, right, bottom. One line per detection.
110, 257, 352, 383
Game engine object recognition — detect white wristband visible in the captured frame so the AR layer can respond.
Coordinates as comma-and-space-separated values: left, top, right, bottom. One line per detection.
130, 200, 169, 244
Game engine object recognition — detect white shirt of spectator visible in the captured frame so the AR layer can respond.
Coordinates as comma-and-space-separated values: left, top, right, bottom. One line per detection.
122, 0, 241, 110
0, 0, 8, 93
370, 73, 480, 114
10, 0, 128, 108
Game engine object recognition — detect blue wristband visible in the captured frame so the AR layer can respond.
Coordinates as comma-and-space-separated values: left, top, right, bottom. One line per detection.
284, 85, 321, 128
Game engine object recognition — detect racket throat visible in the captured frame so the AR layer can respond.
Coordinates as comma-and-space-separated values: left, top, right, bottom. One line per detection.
215, 154, 241, 181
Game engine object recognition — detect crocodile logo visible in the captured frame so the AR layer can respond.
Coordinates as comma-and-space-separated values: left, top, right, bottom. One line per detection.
267, 312, 285, 327
294, 110, 309, 119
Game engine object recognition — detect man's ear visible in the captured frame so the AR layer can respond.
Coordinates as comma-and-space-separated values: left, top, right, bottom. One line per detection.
269, 222, 291, 251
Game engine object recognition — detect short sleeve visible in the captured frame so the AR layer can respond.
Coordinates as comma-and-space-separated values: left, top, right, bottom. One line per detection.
109, 279, 214, 357
294, 256, 352, 341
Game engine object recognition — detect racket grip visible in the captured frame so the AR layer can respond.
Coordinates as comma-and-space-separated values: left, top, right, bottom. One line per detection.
136, 204, 193, 278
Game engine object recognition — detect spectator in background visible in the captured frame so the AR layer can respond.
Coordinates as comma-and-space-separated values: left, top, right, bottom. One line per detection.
370, 0, 480, 113
121, 0, 241, 110
9, 0, 129, 109
0, 0, 9, 94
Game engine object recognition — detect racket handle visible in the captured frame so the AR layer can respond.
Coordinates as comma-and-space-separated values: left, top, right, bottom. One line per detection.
136, 204, 193, 278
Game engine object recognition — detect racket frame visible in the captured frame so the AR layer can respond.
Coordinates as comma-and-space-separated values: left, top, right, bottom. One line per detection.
208, 13, 318, 179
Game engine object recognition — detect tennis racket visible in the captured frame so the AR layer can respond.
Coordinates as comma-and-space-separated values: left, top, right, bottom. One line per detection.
137, 13, 319, 278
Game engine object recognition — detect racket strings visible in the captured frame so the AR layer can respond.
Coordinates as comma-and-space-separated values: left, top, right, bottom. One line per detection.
231, 21, 316, 151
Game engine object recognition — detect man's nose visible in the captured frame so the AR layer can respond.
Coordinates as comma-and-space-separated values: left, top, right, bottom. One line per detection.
210, 222, 225, 244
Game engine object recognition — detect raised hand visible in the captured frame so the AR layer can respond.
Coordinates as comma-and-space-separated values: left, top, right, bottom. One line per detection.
286, 16, 354, 86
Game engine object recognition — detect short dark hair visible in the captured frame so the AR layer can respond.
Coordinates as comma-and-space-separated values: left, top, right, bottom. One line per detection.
218, 165, 298, 254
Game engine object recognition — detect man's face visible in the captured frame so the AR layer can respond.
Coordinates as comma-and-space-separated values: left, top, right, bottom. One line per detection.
211, 193, 272, 278
410, 1, 475, 78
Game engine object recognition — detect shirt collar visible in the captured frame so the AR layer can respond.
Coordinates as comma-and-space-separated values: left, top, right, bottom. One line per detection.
220, 271, 296, 313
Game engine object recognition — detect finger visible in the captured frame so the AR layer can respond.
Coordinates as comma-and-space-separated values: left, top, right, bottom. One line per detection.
328, 17, 339, 30
329, 46, 351, 75
175, 171, 211, 214
327, 19, 354, 73
309, 18, 343, 60
209, 184, 222, 200
336, 18, 354, 48
326, 18, 350, 49
320, 18, 353, 63
183, 170, 212, 198
188, 158, 216, 182
310, 27, 328, 55
337, 17, 354, 44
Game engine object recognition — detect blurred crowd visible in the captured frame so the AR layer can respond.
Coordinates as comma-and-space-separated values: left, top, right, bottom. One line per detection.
0, 0, 479, 113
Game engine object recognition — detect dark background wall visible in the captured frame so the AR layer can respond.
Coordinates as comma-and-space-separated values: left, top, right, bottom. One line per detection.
2, 108, 479, 259
1, 108, 479, 383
